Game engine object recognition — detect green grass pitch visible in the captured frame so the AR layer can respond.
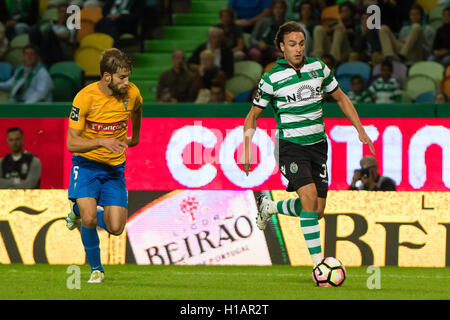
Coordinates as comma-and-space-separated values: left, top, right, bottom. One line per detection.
0, 264, 449, 300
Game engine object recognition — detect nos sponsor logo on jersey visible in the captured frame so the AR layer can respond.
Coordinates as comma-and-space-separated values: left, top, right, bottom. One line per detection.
286, 85, 321, 103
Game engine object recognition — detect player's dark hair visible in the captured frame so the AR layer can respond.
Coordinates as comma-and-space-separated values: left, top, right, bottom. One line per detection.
7, 127, 23, 135
444, 6, 450, 14
274, 21, 306, 50
99, 48, 133, 77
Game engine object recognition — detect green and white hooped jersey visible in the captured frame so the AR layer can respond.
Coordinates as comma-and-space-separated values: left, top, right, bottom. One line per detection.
253, 57, 338, 146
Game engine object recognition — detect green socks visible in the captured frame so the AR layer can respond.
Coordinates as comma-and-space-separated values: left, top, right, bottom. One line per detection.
275, 198, 323, 265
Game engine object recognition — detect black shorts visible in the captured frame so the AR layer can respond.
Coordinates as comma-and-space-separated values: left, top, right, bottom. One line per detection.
276, 139, 329, 198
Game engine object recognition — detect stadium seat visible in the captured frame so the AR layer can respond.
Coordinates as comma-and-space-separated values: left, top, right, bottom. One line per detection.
130, 67, 167, 81
335, 74, 352, 94
336, 61, 371, 84
445, 65, 450, 78
320, 5, 339, 27
226, 75, 255, 96
335, 61, 371, 93
132, 79, 157, 102
79, 33, 114, 51
145, 40, 201, 53
49, 61, 83, 101
264, 61, 276, 73
234, 61, 263, 86
372, 60, 408, 88
191, 0, 227, 14
441, 76, 450, 99
4, 34, 30, 67
233, 90, 251, 102
408, 61, 445, 88
0, 91, 9, 104
163, 26, 210, 42
77, 6, 103, 42
40, 7, 58, 24
414, 90, 436, 103
134, 53, 173, 68
404, 74, 437, 100
74, 47, 103, 76
173, 13, 219, 26
39, 0, 52, 15
416, 0, 439, 13
0, 62, 13, 81
400, 90, 412, 103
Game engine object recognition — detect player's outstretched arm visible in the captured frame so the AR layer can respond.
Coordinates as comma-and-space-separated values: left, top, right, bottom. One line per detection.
127, 98, 142, 147
242, 105, 264, 175
67, 127, 127, 154
331, 87, 375, 155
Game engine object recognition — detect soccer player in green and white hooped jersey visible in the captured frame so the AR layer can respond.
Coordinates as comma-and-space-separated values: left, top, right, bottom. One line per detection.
243, 21, 375, 268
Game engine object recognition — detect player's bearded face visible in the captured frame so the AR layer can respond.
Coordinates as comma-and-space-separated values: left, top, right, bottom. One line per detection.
108, 69, 130, 98
281, 32, 305, 69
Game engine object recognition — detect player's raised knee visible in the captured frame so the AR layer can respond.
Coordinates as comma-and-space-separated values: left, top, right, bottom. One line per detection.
108, 224, 125, 236
82, 216, 97, 228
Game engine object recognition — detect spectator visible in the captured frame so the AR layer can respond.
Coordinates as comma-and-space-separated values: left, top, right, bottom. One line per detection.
378, 4, 435, 65
215, 7, 246, 62
352, 10, 382, 65
0, 22, 8, 60
189, 49, 227, 102
312, 1, 359, 64
321, 53, 336, 72
29, 2, 77, 67
429, 6, 450, 68
367, 59, 400, 103
95, 0, 145, 41
298, 1, 318, 38
0, 127, 41, 189
248, 0, 287, 67
228, 0, 271, 33
349, 155, 396, 191
0, 44, 53, 103
435, 92, 449, 104
195, 82, 233, 103
348, 75, 371, 104
188, 27, 234, 79
0, 0, 39, 41
377, 0, 414, 34
157, 50, 194, 102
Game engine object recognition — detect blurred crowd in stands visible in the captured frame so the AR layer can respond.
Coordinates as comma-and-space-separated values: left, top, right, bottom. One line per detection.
0, 0, 449, 105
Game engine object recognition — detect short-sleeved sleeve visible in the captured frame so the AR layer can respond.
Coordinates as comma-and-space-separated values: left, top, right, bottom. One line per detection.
322, 63, 339, 94
252, 73, 273, 109
68, 92, 89, 130
129, 82, 143, 108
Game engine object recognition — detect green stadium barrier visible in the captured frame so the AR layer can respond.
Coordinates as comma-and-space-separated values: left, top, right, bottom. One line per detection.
173, 13, 219, 25
145, 39, 202, 53
134, 53, 173, 68
0, 102, 446, 118
163, 26, 210, 41
191, 0, 226, 14
436, 104, 450, 117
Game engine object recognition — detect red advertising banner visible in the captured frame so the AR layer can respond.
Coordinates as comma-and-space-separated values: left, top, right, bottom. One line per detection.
0, 119, 65, 189
1, 118, 448, 191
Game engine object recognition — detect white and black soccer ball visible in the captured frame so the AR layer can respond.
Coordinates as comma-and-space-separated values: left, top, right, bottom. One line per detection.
312, 257, 346, 287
